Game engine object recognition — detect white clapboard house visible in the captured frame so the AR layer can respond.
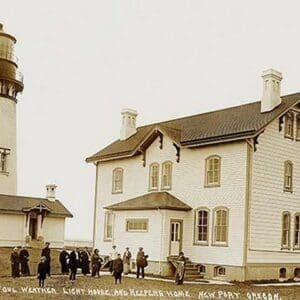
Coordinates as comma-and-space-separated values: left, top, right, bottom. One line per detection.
86, 69, 300, 281
0, 24, 72, 248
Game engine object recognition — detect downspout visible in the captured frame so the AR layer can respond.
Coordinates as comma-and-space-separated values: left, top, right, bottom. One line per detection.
243, 139, 253, 281
92, 162, 99, 249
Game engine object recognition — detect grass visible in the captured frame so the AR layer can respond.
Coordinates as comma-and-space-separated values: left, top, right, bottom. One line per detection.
0, 274, 299, 300
1, 248, 300, 299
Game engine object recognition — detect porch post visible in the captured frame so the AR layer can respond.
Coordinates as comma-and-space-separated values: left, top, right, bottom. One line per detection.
25, 213, 30, 236
37, 214, 43, 240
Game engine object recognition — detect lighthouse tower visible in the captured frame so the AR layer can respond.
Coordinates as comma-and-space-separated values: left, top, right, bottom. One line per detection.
0, 23, 23, 195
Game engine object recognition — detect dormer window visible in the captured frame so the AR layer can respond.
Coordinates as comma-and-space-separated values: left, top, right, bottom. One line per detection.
284, 113, 294, 139
161, 161, 172, 190
112, 168, 123, 194
0, 148, 10, 174
149, 163, 159, 191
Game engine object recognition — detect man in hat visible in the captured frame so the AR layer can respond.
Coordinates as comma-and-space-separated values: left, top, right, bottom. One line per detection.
59, 247, 69, 275
19, 246, 30, 276
136, 247, 146, 279
41, 242, 51, 276
123, 247, 132, 275
10, 247, 20, 278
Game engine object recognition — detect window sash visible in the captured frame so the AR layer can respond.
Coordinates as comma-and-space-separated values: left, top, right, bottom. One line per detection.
126, 219, 148, 232
150, 164, 159, 189
284, 162, 293, 190
206, 157, 220, 185
214, 210, 227, 243
282, 214, 290, 248
162, 162, 172, 189
285, 114, 294, 138
113, 169, 123, 192
0, 151, 8, 173
294, 216, 300, 248
197, 210, 208, 242
104, 213, 113, 240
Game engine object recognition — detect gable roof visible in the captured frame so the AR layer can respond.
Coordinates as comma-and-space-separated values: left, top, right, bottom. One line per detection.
104, 192, 192, 211
0, 194, 73, 217
86, 93, 300, 163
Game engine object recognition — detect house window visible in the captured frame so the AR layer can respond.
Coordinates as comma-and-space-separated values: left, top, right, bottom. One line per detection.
294, 215, 300, 249
0, 149, 9, 173
205, 155, 221, 186
284, 161, 293, 192
279, 268, 287, 279
282, 212, 290, 249
198, 265, 206, 274
149, 163, 159, 191
214, 266, 226, 276
284, 113, 294, 139
296, 115, 300, 140
161, 161, 172, 190
112, 168, 123, 193
104, 211, 113, 241
126, 219, 148, 232
213, 208, 228, 245
194, 209, 209, 244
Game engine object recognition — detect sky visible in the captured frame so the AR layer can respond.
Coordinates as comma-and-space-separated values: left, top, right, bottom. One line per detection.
1, 0, 300, 240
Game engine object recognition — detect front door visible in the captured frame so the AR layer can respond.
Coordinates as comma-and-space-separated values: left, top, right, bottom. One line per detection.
29, 218, 37, 240
170, 220, 182, 256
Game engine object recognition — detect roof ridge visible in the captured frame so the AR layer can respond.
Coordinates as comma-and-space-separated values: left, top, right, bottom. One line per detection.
136, 92, 300, 130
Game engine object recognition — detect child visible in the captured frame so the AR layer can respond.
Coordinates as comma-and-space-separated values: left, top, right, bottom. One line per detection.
37, 256, 48, 287
112, 253, 123, 284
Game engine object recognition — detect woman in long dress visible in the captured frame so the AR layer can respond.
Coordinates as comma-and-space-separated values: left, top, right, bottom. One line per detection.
175, 251, 186, 285
122, 247, 132, 275
91, 249, 102, 277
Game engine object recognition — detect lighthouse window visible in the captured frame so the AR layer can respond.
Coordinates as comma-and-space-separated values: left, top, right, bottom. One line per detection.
0, 149, 9, 173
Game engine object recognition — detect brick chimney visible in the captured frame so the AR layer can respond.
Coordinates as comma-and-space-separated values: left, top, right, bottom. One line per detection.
46, 184, 57, 201
261, 69, 283, 112
120, 108, 138, 140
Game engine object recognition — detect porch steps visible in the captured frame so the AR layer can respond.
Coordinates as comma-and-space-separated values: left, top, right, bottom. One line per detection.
28, 240, 44, 249
167, 256, 204, 281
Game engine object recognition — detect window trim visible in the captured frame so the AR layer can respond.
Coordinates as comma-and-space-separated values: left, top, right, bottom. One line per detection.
0, 148, 10, 175
281, 211, 291, 250
198, 264, 206, 275
296, 115, 300, 141
161, 161, 172, 190
284, 113, 294, 140
283, 161, 293, 193
212, 207, 229, 247
126, 218, 149, 232
294, 214, 300, 250
104, 211, 114, 242
193, 207, 210, 246
148, 163, 159, 191
214, 266, 226, 277
112, 167, 124, 194
204, 155, 221, 187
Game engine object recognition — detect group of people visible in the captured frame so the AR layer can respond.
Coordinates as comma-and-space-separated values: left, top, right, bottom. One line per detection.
59, 247, 103, 282
108, 245, 148, 284
11, 242, 185, 287
10, 242, 51, 287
